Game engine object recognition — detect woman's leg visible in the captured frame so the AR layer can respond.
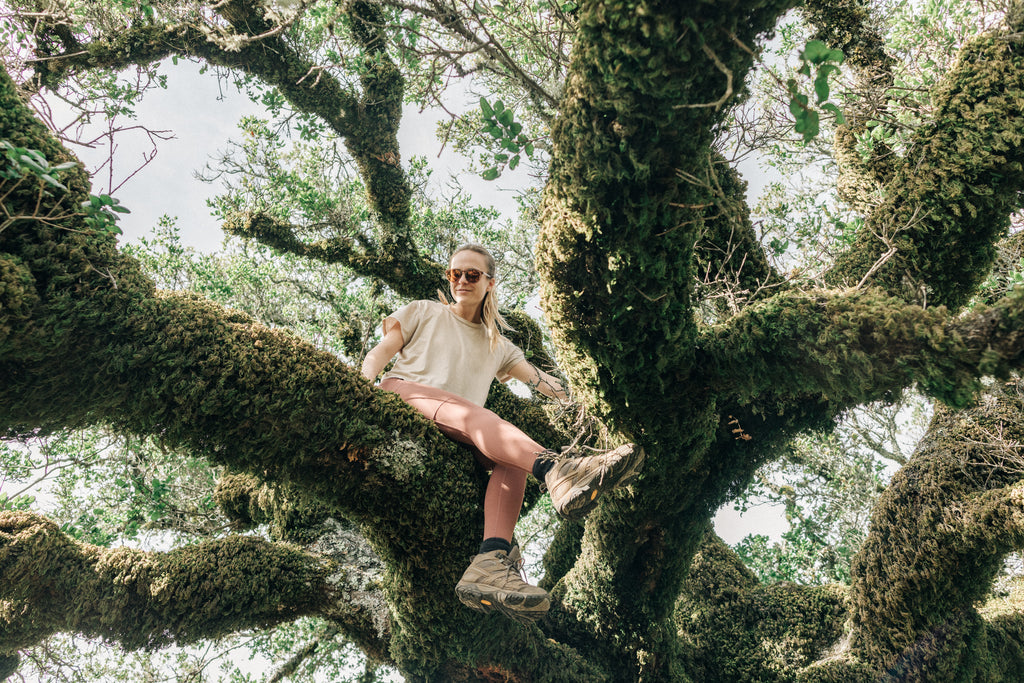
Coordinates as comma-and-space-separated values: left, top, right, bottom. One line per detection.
379, 378, 542, 542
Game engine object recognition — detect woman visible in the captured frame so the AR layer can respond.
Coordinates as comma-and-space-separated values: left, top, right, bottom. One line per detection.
360, 244, 644, 624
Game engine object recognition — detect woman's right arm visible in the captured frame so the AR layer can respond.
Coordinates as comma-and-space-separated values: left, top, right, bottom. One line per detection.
360, 323, 405, 382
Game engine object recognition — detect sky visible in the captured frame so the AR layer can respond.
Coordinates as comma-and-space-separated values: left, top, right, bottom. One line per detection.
46, 59, 788, 545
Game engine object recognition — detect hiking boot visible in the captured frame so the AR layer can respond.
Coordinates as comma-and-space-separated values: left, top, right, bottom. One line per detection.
542, 443, 645, 521
455, 546, 549, 624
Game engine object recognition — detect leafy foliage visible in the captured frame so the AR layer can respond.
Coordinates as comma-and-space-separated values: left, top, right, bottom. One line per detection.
786, 40, 846, 142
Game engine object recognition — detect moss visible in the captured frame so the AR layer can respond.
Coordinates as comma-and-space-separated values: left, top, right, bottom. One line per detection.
678, 535, 848, 683
803, 0, 896, 73
0, 511, 331, 651
536, 0, 797, 430
540, 519, 584, 592
827, 35, 1024, 309
984, 613, 1024, 682
797, 658, 878, 683
841, 380, 1024, 679
0, 654, 17, 681
343, 0, 413, 240
533, 6, 799, 674
693, 156, 785, 308
700, 286, 1024, 412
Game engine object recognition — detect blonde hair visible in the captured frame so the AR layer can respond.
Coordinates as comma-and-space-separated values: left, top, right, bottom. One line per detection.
437, 243, 514, 351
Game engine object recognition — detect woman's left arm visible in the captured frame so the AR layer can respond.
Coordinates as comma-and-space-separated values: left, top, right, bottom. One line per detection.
506, 360, 569, 402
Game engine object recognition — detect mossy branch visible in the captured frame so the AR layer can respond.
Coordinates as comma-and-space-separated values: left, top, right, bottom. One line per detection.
700, 286, 1024, 415
222, 210, 444, 301
826, 33, 1024, 309
533, 2, 798, 677
692, 155, 786, 308
803, 0, 899, 214
536, 0, 795, 432
0, 510, 333, 654
29, 22, 359, 139
842, 381, 1024, 677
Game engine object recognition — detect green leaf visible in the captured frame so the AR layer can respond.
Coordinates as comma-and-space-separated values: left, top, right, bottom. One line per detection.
827, 48, 845, 63
481, 167, 499, 181
818, 64, 840, 79
822, 102, 845, 125
797, 110, 820, 142
19, 156, 45, 174
111, 205, 131, 214
814, 75, 830, 104
493, 99, 505, 114
40, 174, 68, 191
789, 93, 808, 118
509, 154, 520, 170
524, 142, 535, 156
802, 39, 829, 64
510, 122, 523, 136
479, 96, 494, 119
487, 125, 503, 139
497, 109, 514, 127
495, 153, 509, 162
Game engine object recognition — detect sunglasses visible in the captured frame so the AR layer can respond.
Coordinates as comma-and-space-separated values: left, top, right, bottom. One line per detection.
445, 268, 491, 284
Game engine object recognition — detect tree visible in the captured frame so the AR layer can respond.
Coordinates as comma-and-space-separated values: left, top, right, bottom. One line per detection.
4, 0, 1024, 680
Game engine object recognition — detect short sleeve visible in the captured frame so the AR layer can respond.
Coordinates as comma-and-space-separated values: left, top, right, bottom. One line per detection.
384, 300, 426, 344
496, 338, 526, 380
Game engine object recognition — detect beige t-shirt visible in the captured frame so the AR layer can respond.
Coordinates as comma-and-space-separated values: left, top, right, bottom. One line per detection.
381, 300, 525, 406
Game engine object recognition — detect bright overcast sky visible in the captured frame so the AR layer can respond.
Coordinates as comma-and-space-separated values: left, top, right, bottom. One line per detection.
53, 60, 528, 252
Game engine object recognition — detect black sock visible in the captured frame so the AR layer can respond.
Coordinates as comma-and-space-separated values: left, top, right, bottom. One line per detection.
479, 537, 512, 554
532, 454, 556, 481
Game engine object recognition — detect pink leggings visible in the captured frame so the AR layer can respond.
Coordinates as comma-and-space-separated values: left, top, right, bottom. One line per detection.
380, 377, 544, 542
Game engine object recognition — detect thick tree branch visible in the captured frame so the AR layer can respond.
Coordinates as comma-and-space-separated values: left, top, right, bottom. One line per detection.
700, 286, 1024, 414
835, 380, 1024, 678
215, 472, 394, 660
804, 0, 899, 215
222, 210, 445, 301
677, 534, 848, 681
536, 0, 795, 435
30, 22, 359, 138
0, 511, 333, 654
533, 2, 798, 678
826, 31, 1024, 309
691, 154, 786, 311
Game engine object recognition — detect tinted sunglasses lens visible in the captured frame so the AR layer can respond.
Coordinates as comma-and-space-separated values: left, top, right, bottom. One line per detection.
446, 269, 482, 283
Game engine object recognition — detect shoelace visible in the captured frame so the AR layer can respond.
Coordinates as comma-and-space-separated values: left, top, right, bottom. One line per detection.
500, 552, 529, 585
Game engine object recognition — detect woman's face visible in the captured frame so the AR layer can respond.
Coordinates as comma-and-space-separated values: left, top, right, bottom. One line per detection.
449, 250, 494, 309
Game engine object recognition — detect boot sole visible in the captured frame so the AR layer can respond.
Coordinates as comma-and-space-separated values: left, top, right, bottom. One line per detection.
554, 445, 645, 521
455, 584, 549, 625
